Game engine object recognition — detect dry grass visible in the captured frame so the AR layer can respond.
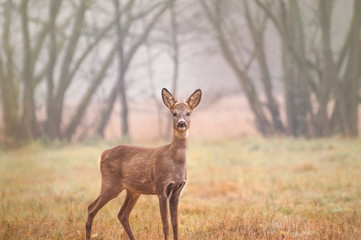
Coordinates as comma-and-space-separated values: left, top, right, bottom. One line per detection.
1, 137, 361, 239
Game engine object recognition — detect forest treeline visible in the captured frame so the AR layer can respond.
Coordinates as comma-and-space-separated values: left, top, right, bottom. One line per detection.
202, 0, 361, 138
0, 0, 360, 147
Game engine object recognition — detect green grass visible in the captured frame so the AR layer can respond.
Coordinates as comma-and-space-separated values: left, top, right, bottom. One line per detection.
1, 137, 361, 239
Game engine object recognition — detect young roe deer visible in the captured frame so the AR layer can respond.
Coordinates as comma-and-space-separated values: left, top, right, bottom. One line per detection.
85, 88, 202, 240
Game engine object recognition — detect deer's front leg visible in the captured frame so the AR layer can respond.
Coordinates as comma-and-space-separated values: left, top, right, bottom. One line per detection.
158, 193, 169, 240
170, 182, 185, 240
169, 193, 179, 240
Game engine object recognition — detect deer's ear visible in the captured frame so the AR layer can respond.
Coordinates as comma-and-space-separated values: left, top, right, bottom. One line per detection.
187, 89, 202, 110
162, 88, 176, 110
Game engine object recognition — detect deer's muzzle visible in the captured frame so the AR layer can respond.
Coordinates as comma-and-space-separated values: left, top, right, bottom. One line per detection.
177, 120, 187, 130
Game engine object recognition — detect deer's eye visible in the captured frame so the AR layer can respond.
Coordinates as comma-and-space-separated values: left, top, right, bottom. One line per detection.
186, 112, 190, 116
173, 112, 177, 117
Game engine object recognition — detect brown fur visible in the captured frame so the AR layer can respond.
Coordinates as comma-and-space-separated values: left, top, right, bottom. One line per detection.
85, 88, 202, 240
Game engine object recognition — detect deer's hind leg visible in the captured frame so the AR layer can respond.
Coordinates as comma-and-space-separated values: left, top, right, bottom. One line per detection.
86, 180, 123, 240
118, 189, 140, 240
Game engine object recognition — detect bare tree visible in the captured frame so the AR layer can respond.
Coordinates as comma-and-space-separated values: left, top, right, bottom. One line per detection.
200, 0, 282, 135
199, 0, 360, 137
45, 0, 117, 141
1, 1, 118, 145
96, 0, 175, 139
1, 0, 360, 145
255, 0, 361, 137
0, 0, 21, 146
146, 0, 203, 139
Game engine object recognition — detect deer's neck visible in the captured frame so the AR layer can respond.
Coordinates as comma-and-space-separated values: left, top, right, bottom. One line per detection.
169, 130, 188, 162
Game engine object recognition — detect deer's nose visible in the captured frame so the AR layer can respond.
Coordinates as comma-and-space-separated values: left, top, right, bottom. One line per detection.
177, 120, 187, 128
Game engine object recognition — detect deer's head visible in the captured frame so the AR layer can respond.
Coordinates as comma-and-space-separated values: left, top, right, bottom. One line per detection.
162, 88, 202, 133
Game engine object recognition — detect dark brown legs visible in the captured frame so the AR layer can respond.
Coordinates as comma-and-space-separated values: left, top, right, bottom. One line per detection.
118, 190, 140, 240
86, 186, 121, 240
158, 194, 170, 240
159, 182, 185, 240
85, 187, 139, 240
86, 183, 184, 240
169, 193, 180, 240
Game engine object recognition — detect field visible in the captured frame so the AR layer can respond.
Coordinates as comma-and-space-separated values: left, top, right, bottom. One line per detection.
1, 137, 361, 239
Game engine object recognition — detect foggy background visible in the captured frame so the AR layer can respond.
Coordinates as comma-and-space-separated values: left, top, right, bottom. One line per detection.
0, 0, 360, 146
2, 1, 361, 239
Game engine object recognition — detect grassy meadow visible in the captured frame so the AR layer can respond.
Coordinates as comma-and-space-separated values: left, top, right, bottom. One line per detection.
1, 137, 361, 239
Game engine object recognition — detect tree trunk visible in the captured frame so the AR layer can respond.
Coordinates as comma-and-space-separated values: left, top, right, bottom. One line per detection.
317, 0, 335, 137
0, 0, 22, 146
200, 0, 273, 136
46, 0, 88, 139
46, 0, 62, 140
340, 0, 361, 136
282, 0, 311, 137
113, 0, 130, 140
20, 0, 39, 139
119, 72, 129, 139
243, 0, 284, 134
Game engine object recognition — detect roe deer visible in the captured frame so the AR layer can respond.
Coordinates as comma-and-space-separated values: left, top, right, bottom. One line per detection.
85, 88, 202, 240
